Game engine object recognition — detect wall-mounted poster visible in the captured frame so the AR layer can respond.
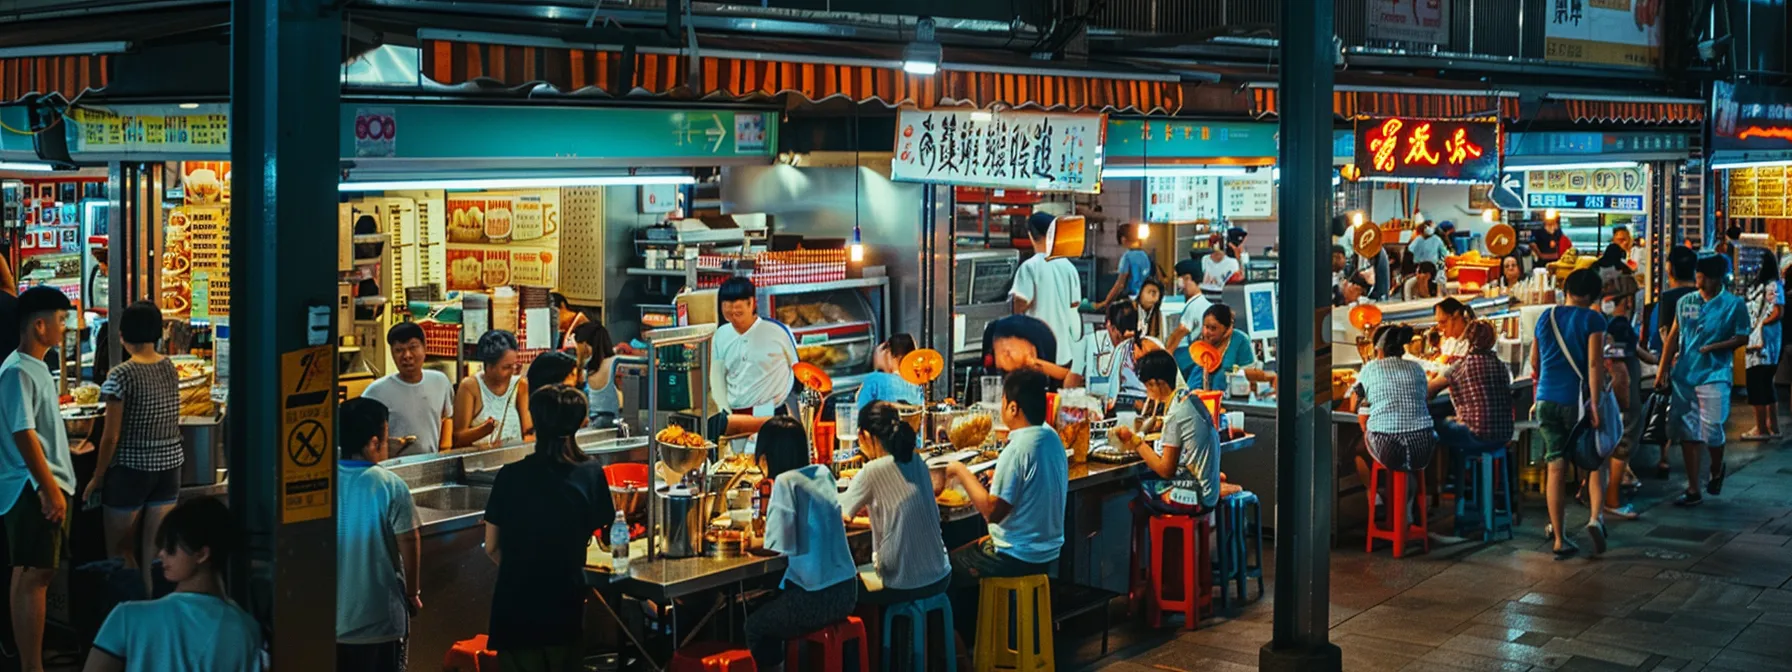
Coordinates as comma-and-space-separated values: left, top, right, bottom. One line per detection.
1366, 0, 1449, 46
1543, 0, 1663, 68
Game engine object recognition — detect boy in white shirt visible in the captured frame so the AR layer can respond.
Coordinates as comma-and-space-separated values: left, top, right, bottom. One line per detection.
0, 287, 75, 672
360, 323, 456, 457
1011, 212, 1084, 367
1199, 233, 1242, 295
708, 277, 800, 439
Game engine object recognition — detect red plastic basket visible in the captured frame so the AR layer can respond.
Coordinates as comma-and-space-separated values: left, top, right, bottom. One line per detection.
421, 322, 461, 359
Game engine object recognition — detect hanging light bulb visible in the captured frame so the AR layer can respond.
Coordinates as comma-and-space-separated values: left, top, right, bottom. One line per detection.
850, 225, 864, 262
1482, 208, 1497, 223
1351, 211, 1365, 228
1545, 208, 1559, 221
1137, 222, 1151, 242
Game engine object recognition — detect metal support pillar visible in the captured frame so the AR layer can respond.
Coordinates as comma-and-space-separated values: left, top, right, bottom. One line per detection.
921, 184, 955, 398
109, 162, 163, 369
1261, 0, 1342, 669
228, 0, 342, 667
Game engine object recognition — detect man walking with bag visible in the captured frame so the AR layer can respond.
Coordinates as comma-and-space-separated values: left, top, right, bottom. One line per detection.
1657, 255, 1753, 507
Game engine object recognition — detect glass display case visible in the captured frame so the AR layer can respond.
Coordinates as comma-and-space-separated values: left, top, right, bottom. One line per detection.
758, 277, 890, 389
952, 249, 1020, 358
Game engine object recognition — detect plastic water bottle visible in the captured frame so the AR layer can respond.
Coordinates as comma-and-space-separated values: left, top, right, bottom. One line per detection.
609, 511, 630, 577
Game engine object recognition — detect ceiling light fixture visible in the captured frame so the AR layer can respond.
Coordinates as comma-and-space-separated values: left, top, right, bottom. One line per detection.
338, 174, 695, 192
1711, 158, 1792, 171
1102, 166, 1249, 179
903, 16, 942, 76
1504, 160, 1640, 172
0, 162, 56, 172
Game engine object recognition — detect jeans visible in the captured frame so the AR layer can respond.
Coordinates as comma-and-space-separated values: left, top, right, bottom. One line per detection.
1436, 420, 1505, 454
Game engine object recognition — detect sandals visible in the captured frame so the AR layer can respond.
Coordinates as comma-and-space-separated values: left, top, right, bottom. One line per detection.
1707, 463, 1727, 496
1739, 431, 1774, 442
1604, 504, 1640, 520
1655, 462, 1672, 480
1553, 539, 1580, 560
1587, 522, 1608, 557
1674, 491, 1704, 507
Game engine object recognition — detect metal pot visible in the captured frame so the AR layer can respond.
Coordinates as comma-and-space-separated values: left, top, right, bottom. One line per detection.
657, 440, 712, 476
656, 485, 719, 559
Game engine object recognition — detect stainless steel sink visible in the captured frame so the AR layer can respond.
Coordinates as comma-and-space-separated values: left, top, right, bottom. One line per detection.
411, 484, 491, 513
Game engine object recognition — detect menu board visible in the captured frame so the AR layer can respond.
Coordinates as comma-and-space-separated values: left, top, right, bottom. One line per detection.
1223, 177, 1274, 218
1145, 176, 1219, 223
1511, 166, 1648, 214
74, 107, 231, 154
1726, 166, 1791, 219
444, 190, 560, 292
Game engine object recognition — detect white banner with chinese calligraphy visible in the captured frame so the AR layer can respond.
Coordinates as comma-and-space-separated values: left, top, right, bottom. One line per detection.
70, 104, 231, 155
1543, 0, 1662, 68
1366, 0, 1450, 46
892, 109, 1105, 193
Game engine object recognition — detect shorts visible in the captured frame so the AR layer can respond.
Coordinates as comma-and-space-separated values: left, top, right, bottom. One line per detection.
1670, 382, 1731, 447
1747, 365, 1778, 406
102, 465, 181, 510
336, 639, 407, 672
1612, 409, 1641, 462
1365, 428, 1436, 472
1535, 400, 1579, 464
4, 486, 69, 570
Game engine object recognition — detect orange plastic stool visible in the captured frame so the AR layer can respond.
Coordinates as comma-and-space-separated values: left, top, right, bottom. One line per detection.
443, 634, 500, 672
1144, 513, 1213, 629
670, 641, 758, 672
786, 615, 871, 672
1366, 461, 1430, 557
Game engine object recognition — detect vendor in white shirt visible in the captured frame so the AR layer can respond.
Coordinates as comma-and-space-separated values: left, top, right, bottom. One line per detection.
1011, 212, 1084, 367
1166, 258, 1215, 381
708, 277, 800, 439
1199, 234, 1243, 297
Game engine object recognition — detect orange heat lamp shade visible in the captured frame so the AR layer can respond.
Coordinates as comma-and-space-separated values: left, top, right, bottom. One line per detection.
794, 362, 833, 394
898, 348, 945, 386
1196, 390, 1225, 420
1348, 304, 1384, 332
1189, 340, 1223, 374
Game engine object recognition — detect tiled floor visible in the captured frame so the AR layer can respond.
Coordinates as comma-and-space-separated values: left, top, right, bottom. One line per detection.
1098, 425, 1792, 671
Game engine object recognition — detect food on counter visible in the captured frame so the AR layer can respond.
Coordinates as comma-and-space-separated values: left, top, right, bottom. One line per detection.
948, 414, 993, 449
839, 468, 861, 480
969, 450, 1000, 466
70, 384, 101, 406
173, 359, 209, 382
797, 344, 849, 367
655, 424, 708, 448
775, 302, 851, 328
936, 489, 969, 507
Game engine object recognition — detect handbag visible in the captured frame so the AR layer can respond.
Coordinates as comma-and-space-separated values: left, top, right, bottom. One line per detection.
1548, 308, 1622, 471
1640, 388, 1671, 447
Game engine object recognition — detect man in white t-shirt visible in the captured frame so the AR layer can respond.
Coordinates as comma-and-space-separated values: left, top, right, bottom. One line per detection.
1200, 233, 1242, 295
1165, 259, 1214, 383
1011, 212, 1084, 367
361, 323, 457, 457
708, 277, 800, 438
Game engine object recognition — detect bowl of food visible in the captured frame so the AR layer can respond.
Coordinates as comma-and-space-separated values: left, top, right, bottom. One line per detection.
655, 425, 714, 475
948, 413, 994, 449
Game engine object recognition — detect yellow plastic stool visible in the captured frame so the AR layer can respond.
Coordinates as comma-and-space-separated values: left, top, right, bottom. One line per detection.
974, 574, 1055, 672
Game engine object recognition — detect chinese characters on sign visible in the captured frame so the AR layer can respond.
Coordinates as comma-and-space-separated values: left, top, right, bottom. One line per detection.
73, 106, 231, 154
1506, 167, 1648, 214
1366, 0, 1449, 46
891, 110, 1105, 193
1354, 117, 1501, 184
1543, 0, 1661, 67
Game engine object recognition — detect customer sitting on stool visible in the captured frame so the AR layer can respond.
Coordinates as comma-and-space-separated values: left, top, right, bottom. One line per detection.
1428, 320, 1513, 455
1351, 324, 1437, 518
745, 416, 858, 670
1110, 350, 1221, 516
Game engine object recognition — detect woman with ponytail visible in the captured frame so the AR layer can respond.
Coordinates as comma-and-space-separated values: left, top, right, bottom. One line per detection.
482, 385, 613, 672
1349, 324, 1438, 517
839, 402, 952, 605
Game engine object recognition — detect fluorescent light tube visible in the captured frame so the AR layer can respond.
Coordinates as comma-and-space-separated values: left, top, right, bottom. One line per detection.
0, 162, 55, 172
1711, 159, 1792, 171
1102, 166, 1249, 178
338, 175, 695, 192
1504, 161, 1640, 172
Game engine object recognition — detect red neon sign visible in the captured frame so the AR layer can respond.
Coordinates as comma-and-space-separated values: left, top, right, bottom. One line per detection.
1738, 126, 1792, 142
1355, 117, 1500, 182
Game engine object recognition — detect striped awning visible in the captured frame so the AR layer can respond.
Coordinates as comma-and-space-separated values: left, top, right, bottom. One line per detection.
1252, 88, 1519, 120
1, 55, 110, 104
1560, 99, 1703, 125
423, 39, 1182, 114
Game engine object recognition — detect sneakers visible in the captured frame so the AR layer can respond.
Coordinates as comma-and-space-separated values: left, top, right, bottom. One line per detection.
1674, 491, 1704, 507
1587, 522, 1607, 557
1707, 463, 1727, 496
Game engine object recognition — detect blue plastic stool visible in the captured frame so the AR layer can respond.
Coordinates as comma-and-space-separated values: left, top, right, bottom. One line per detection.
1213, 491, 1264, 611
881, 591, 956, 672
1454, 445, 1516, 541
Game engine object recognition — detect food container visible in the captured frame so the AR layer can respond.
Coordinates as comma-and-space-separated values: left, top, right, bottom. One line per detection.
657, 485, 717, 558
657, 440, 714, 476
604, 463, 650, 524
1054, 391, 1102, 464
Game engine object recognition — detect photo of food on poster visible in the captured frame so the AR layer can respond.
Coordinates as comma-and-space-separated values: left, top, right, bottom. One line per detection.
444, 189, 561, 292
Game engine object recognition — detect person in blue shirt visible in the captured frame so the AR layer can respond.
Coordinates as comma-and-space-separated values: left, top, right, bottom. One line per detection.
855, 333, 924, 411
1531, 268, 1609, 559
1096, 222, 1155, 310
745, 416, 857, 670
334, 398, 421, 672
1407, 221, 1449, 272
1656, 254, 1753, 507
84, 498, 263, 672
1190, 304, 1275, 394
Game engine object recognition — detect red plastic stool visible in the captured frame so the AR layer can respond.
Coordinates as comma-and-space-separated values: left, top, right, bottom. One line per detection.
670, 641, 758, 672
786, 615, 871, 672
1142, 513, 1213, 629
1366, 461, 1430, 557
443, 634, 500, 672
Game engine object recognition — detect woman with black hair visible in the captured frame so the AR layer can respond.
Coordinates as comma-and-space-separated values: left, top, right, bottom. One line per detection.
525, 351, 580, 394
745, 416, 856, 670
573, 323, 623, 427
1067, 299, 1164, 404
839, 402, 951, 605
1351, 323, 1437, 515
86, 300, 184, 597
483, 385, 613, 672
83, 498, 262, 672
455, 330, 530, 448
1137, 277, 1166, 342
1743, 258, 1784, 440
1191, 304, 1274, 393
